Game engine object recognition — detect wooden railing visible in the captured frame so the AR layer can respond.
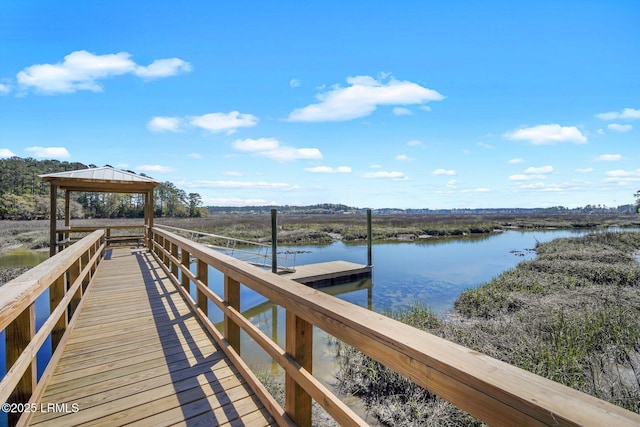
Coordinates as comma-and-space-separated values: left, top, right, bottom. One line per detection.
0, 230, 104, 426
150, 226, 640, 427
54, 225, 145, 251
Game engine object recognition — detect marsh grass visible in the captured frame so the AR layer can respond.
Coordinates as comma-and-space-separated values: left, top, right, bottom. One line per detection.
335, 231, 640, 424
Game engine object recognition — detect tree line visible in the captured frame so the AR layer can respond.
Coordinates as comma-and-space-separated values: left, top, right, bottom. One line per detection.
0, 157, 205, 220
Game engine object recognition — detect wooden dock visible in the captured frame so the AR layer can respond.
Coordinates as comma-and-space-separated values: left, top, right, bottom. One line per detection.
281, 261, 372, 288
30, 247, 276, 427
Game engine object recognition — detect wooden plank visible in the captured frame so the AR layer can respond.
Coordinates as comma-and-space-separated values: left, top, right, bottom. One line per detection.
283, 261, 372, 286
30, 247, 275, 427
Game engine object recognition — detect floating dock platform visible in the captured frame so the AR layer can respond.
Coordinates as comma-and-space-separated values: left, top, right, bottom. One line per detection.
280, 261, 372, 288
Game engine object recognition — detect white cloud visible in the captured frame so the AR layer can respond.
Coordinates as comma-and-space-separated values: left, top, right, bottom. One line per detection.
393, 107, 412, 116
474, 187, 490, 192
508, 158, 524, 164
446, 179, 457, 189
509, 174, 549, 181
136, 164, 175, 173
189, 111, 258, 134
363, 171, 408, 180
576, 168, 594, 173
189, 152, 203, 159
232, 137, 322, 162
477, 142, 495, 149
596, 154, 622, 161
0, 148, 16, 157
25, 146, 70, 158
607, 123, 632, 133
191, 180, 299, 191
148, 116, 184, 133
395, 154, 414, 161
305, 165, 352, 173
287, 74, 444, 122
406, 140, 422, 146
432, 169, 456, 176
134, 58, 191, 79
204, 197, 276, 206
595, 108, 640, 121
604, 169, 640, 185
16, 50, 191, 94
504, 124, 587, 145
224, 171, 242, 176
289, 78, 301, 88
0, 83, 11, 95
523, 165, 553, 174
233, 137, 280, 152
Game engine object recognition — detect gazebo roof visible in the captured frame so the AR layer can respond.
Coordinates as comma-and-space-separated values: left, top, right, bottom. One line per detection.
40, 166, 160, 193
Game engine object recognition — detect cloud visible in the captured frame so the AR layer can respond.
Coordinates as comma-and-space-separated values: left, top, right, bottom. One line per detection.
406, 140, 422, 146
596, 154, 622, 161
446, 179, 457, 189
595, 108, 640, 121
204, 197, 276, 206
147, 116, 184, 133
523, 165, 553, 174
289, 78, 301, 88
0, 83, 11, 95
0, 148, 16, 157
477, 142, 495, 149
136, 164, 175, 173
287, 75, 444, 122
189, 152, 203, 159
393, 107, 412, 116
432, 169, 456, 176
305, 165, 352, 173
16, 50, 191, 94
604, 169, 640, 185
224, 171, 242, 176
189, 111, 258, 134
607, 123, 632, 133
507, 158, 524, 164
510, 165, 553, 181
576, 168, 594, 173
395, 154, 414, 161
363, 171, 408, 180
25, 146, 70, 158
504, 124, 587, 144
232, 137, 322, 162
191, 180, 299, 191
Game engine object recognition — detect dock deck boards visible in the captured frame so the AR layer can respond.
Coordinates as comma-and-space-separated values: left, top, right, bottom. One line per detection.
282, 261, 372, 287
30, 247, 276, 427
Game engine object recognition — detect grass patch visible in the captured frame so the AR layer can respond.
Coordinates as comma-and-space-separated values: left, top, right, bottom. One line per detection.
335, 231, 640, 424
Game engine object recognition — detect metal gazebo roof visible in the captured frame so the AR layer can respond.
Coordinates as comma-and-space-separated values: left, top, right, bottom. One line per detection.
40, 166, 160, 193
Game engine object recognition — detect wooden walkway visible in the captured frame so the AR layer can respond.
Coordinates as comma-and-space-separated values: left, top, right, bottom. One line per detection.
30, 247, 276, 426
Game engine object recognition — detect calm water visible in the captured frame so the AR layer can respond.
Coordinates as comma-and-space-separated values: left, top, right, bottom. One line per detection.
0, 229, 612, 402
195, 229, 600, 386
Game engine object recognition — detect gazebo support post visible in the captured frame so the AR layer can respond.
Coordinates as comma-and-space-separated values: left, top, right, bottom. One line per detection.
49, 184, 57, 257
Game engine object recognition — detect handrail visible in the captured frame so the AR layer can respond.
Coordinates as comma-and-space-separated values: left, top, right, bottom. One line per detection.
149, 227, 640, 426
155, 223, 296, 271
0, 230, 105, 426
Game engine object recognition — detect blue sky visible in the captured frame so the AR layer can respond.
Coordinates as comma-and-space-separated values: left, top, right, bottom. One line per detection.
1, 1, 639, 209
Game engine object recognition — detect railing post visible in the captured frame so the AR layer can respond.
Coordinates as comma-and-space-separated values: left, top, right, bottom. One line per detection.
367, 208, 373, 267
224, 275, 241, 352
68, 258, 81, 321
50, 274, 67, 352
171, 242, 179, 278
163, 238, 171, 269
196, 259, 208, 316
6, 304, 36, 426
181, 248, 191, 293
285, 310, 312, 427
271, 208, 277, 273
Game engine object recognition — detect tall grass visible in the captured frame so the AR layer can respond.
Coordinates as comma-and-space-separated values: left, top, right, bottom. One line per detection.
334, 231, 640, 424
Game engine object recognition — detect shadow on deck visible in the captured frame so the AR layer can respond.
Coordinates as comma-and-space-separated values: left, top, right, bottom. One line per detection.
29, 247, 275, 426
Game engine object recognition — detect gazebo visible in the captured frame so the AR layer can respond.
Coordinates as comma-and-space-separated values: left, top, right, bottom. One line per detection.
40, 166, 160, 256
